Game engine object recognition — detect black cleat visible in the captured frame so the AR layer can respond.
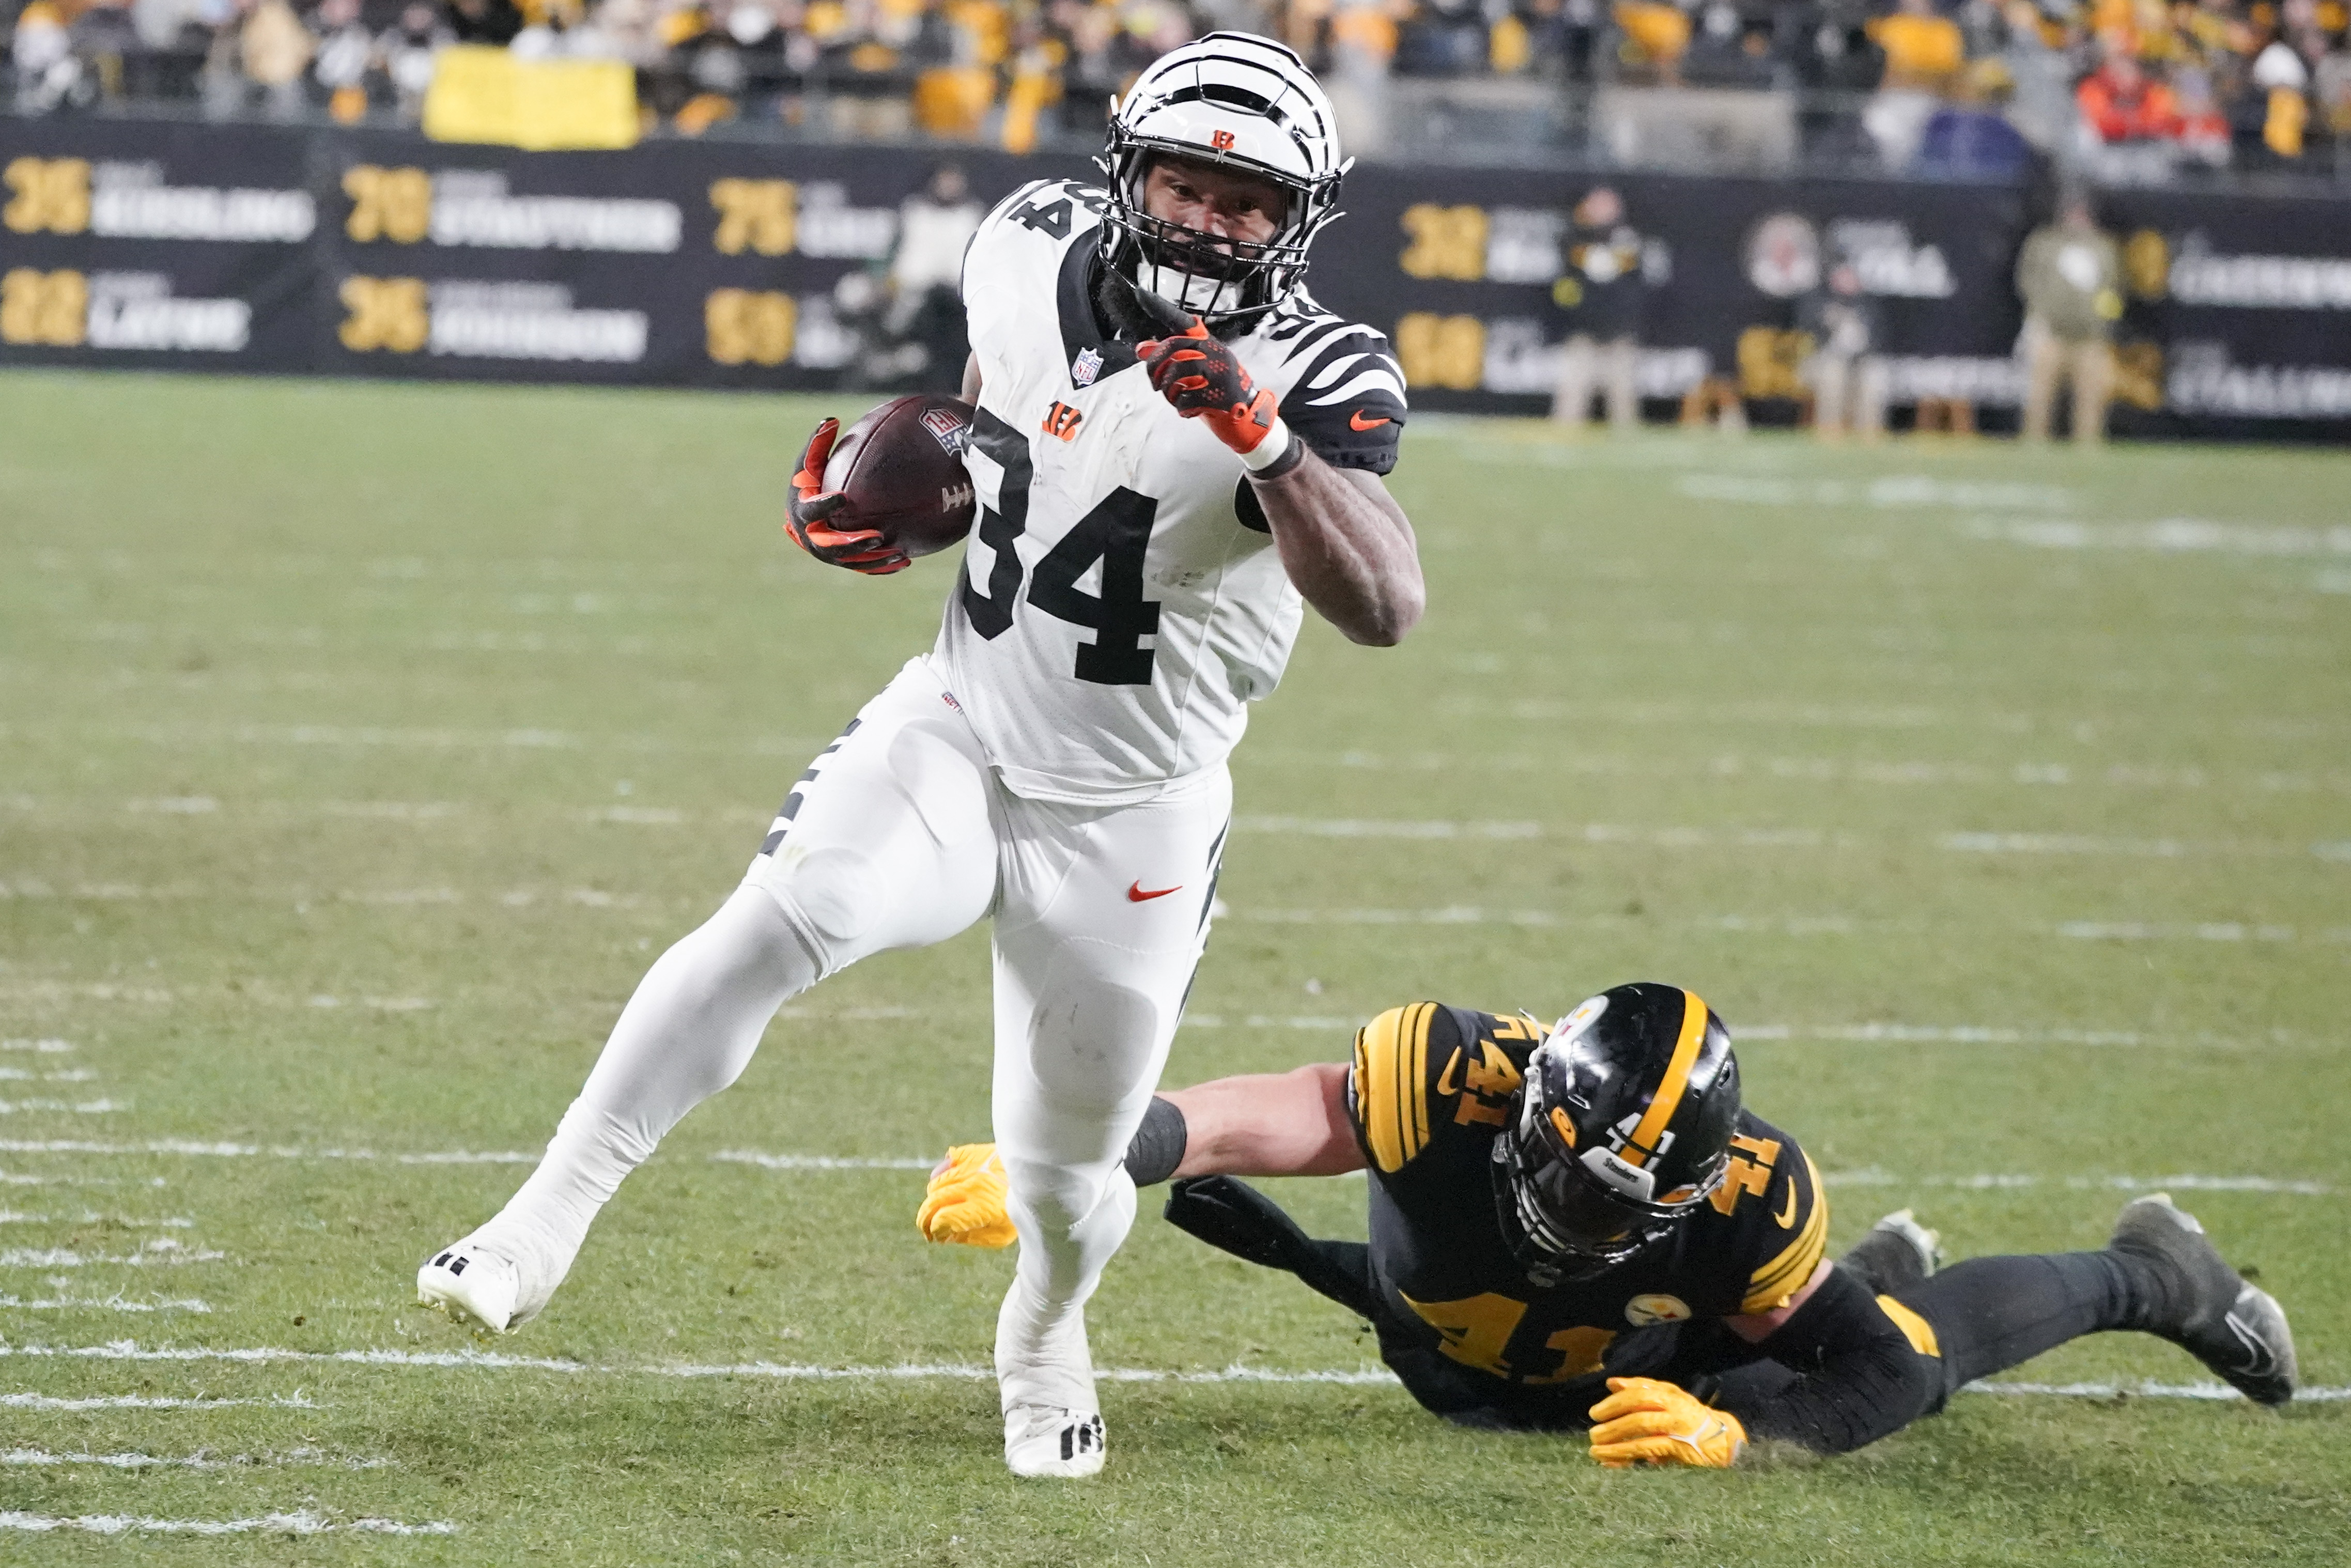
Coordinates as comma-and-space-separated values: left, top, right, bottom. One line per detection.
2109, 1193, 2296, 1407
1838, 1209, 1941, 1296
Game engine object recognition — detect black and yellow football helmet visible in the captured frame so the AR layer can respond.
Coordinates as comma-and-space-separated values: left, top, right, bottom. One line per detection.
1494, 982, 1741, 1280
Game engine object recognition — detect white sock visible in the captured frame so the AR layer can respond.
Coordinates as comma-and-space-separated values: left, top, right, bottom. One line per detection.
995, 1162, 1136, 1412
462, 884, 818, 1316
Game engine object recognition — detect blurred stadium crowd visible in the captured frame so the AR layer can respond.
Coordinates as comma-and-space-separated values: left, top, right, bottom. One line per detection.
6, 0, 2348, 176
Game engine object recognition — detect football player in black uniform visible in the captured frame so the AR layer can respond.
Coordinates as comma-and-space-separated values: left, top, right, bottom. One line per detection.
921, 982, 2296, 1464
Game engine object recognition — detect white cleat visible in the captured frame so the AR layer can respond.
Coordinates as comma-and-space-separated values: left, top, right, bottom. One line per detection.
416, 1241, 522, 1334
1003, 1405, 1106, 1479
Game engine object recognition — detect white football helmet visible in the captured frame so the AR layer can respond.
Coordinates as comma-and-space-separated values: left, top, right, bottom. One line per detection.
1099, 31, 1351, 327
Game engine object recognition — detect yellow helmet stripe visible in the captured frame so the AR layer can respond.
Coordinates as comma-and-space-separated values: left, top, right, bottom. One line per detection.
1620, 988, 1709, 1169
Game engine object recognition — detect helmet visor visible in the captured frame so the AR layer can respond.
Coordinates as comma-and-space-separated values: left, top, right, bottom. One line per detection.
1516, 1143, 1668, 1251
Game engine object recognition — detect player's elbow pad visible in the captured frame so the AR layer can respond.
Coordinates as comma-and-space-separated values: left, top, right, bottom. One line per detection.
1730, 1265, 1942, 1454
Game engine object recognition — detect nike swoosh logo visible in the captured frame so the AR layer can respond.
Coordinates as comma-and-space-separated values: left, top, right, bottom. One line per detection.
2226, 1292, 2278, 1375
1434, 1046, 1463, 1098
1774, 1185, 1799, 1229
1350, 409, 1391, 431
1127, 881, 1182, 902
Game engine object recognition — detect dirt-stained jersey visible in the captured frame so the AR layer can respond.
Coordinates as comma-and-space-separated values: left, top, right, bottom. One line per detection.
1345, 1002, 1829, 1391
935, 179, 1407, 805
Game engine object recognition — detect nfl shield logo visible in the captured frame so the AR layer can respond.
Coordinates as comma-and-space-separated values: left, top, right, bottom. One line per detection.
1071, 347, 1103, 387
919, 406, 969, 454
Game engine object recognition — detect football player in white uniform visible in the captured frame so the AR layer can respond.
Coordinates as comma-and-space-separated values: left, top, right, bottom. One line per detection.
415, 32, 1421, 1479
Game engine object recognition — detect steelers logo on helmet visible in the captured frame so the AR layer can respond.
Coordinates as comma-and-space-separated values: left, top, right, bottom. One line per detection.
1097, 31, 1353, 327
1492, 982, 1742, 1281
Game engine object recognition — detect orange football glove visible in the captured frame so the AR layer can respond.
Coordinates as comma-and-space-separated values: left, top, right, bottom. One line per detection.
1127, 287, 1293, 468
786, 416, 911, 576
915, 1142, 1015, 1248
1136, 315, 1282, 458
1587, 1376, 1747, 1469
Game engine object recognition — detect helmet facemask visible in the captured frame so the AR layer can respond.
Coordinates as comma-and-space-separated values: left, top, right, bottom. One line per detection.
1094, 30, 1351, 330
1493, 1035, 1730, 1282
1100, 151, 1327, 325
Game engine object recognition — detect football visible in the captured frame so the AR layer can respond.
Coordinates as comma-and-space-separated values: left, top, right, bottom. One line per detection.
820, 393, 979, 560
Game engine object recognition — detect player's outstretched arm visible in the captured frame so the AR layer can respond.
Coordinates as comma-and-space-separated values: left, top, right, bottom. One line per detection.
1160, 1062, 1364, 1179
917, 1064, 1360, 1246
1133, 296, 1423, 647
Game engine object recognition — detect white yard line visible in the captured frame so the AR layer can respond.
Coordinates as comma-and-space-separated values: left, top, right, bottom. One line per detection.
1, 1241, 224, 1267
1823, 1170, 2331, 1195
0, 1510, 452, 1538
0, 1040, 74, 1053
1968, 1379, 2351, 1402
1233, 815, 1543, 840
1964, 517, 2351, 556
0, 1295, 210, 1313
3, 1446, 389, 1470
0, 983, 434, 1011
0, 1139, 534, 1162
0, 1100, 129, 1115
3, 1391, 315, 1409
0, 1171, 166, 1189
710, 1152, 933, 1171
4, 1138, 2328, 1196
1244, 749, 2351, 797
2, 1342, 2340, 1403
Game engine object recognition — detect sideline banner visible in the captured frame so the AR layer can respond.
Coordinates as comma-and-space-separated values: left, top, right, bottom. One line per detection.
5, 116, 2348, 437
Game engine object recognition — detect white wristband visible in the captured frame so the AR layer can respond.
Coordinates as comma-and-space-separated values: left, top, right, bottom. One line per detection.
1238, 417, 1295, 473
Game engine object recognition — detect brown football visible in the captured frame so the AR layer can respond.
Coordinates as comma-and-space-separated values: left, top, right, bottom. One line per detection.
820, 394, 978, 560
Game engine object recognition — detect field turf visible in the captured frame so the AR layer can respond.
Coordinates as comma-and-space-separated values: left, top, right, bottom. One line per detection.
2, 368, 2347, 1564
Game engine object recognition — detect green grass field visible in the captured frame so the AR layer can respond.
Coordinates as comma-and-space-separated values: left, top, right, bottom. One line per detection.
3, 368, 2348, 1564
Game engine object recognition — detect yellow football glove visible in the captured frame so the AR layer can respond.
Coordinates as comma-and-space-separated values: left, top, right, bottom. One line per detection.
915, 1142, 1015, 1249
1587, 1376, 1747, 1469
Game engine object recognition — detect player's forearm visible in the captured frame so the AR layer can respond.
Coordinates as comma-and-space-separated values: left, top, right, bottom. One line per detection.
1157, 1063, 1364, 1180
1722, 1265, 1939, 1453
1254, 457, 1425, 647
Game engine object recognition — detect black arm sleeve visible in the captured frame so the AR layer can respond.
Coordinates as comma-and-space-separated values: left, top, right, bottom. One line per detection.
1718, 1264, 1940, 1454
1123, 1096, 1187, 1187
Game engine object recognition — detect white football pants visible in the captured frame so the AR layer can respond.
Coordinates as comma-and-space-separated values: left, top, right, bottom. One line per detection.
483, 655, 1228, 1415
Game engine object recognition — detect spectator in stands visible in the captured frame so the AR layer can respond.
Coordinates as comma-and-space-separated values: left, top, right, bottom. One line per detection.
69, 0, 140, 94
1611, 0, 1690, 84
1996, 0, 2075, 149
241, 0, 316, 116
2317, 41, 2351, 148
381, 2, 452, 119
1321, 0, 1401, 156
2250, 29, 2313, 158
2015, 194, 2121, 444
10, 1, 81, 112
1550, 185, 1646, 431
1865, 0, 1966, 166
2076, 48, 2181, 143
2172, 64, 2232, 165
1916, 56, 2038, 175
1799, 256, 1889, 440
310, 0, 375, 120
888, 162, 984, 390
448, 0, 525, 46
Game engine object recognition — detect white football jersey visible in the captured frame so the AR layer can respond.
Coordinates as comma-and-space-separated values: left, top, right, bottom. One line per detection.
934, 179, 1407, 805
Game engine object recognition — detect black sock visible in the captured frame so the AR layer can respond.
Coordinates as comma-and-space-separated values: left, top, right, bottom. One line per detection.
1300, 1238, 1378, 1320
1892, 1249, 2173, 1391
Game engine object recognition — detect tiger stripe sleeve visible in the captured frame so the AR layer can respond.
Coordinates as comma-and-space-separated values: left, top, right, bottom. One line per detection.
1742, 1151, 1830, 1314
1347, 1002, 1441, 1174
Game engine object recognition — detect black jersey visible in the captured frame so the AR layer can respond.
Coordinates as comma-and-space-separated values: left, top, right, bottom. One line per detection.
1345, 1002, 1829, 1391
